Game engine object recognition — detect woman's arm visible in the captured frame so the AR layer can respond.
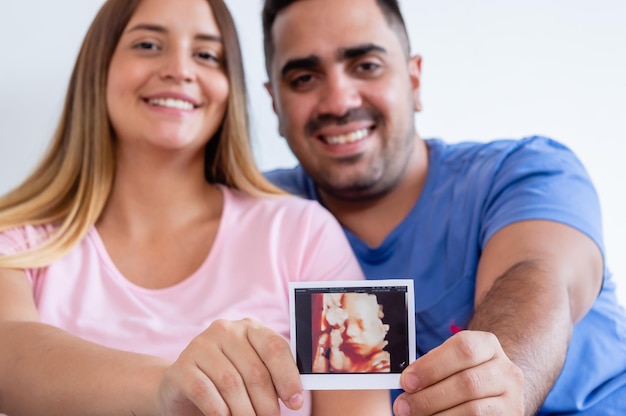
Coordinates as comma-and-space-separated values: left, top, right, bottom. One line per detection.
0, 269, 304, 416
0, 268, 168, 415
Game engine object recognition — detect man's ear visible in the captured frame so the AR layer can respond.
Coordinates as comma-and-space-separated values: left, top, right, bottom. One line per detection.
264, 81, 278, 114
408, 55, 423, 112
264, 81, 286, 137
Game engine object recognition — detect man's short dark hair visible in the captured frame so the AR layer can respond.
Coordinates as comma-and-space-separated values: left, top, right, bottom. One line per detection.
262, 0, 411, 78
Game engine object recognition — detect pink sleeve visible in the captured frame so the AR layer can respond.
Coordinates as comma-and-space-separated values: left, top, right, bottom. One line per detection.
0, 225, 52, 284
0, 227, 32, 255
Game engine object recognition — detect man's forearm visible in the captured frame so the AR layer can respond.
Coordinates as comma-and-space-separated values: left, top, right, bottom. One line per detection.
469, 261, 573, 415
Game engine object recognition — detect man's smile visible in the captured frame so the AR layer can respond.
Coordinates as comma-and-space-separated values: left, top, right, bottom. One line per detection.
321, 127, 371, 145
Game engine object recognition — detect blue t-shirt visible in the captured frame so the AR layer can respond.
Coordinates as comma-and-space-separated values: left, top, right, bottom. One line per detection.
267, 136, 626, 414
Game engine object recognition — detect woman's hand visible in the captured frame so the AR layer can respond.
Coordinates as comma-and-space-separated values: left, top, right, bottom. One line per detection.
158, 318, 304, 416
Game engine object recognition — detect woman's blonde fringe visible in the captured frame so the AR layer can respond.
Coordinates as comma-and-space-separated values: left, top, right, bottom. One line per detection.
0, 63, 115, 269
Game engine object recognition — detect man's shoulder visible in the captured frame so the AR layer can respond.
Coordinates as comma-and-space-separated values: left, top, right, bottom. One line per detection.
429, 135, 572, 159
428, 136, 580, 173
264, 165, 316, 199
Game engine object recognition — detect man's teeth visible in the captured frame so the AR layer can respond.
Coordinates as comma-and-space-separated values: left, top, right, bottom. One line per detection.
324, 128, 369, 144
147, 98, 194, 110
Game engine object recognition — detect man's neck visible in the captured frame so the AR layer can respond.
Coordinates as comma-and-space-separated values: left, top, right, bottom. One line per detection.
320, 140, 428, 248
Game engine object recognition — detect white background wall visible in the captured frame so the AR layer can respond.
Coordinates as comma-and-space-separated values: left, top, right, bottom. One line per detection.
1, 0, 625, 304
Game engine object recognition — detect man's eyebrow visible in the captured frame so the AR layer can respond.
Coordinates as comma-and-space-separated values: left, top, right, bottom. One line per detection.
280, 55, 320, 78
279, 44, 386, 78
340, 43, 387, 60
125, 23, 222, 43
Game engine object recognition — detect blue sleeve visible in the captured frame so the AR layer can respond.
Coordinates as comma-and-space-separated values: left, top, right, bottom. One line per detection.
480, 137, 605, 256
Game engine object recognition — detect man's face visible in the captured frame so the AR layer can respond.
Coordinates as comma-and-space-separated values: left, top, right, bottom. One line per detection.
266, 0, 422, 201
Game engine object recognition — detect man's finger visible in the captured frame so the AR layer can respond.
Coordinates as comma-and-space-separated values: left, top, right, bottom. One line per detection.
401, 331, 501, 392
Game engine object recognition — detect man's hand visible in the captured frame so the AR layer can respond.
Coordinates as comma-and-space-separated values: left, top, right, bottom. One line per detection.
393, 330, 524, 416
158, 318, 304, 416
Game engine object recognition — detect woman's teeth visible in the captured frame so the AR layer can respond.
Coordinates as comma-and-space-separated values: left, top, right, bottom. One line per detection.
324, 128, 369, 144
147, 98, 194, 110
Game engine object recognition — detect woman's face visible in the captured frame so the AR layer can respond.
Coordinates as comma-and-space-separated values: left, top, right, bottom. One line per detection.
106, 0, 229, 155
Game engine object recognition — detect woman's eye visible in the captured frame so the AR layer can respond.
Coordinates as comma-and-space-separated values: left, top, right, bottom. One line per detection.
197, 52, 219, 62
195, 51, 223, 67
134, 41, 159, 51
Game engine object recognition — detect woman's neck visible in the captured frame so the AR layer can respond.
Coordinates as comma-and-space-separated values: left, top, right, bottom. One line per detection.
97, 149, 222, 237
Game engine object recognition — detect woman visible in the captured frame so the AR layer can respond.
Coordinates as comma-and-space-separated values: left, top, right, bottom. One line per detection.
0, 0, 391, 414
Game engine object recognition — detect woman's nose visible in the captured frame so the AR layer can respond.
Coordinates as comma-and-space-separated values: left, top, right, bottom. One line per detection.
160, 49, 194, 83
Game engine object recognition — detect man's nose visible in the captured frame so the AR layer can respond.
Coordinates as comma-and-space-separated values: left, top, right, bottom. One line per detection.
317, 72, 362, 116
160, 49, 194, 83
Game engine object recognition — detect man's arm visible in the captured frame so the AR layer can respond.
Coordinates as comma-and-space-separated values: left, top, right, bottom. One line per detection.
470, 219, 602, 413
393, 219, 602, 416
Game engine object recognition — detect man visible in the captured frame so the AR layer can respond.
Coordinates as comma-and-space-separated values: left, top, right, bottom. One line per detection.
261, 0, 626, 414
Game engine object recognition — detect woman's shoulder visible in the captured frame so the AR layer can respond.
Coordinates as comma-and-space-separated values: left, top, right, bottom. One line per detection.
224, 185, 325, 212
0, 224, 58, 255
221, 186, 338, 229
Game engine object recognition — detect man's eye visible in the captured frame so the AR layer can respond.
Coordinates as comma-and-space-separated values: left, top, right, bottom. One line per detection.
290, 74, 314, 89
357, 61, 381, 72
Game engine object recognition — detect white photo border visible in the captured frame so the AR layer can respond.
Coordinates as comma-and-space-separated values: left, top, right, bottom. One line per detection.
289, 279, 416, 390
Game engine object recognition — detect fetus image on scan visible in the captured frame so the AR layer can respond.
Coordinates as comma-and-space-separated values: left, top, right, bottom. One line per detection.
312, 292, 391, 373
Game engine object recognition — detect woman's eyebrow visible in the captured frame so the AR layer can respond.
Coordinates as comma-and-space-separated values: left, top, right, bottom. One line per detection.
125, 23, 167, 34
125, 23, 223, 43
196, 33, 223, 43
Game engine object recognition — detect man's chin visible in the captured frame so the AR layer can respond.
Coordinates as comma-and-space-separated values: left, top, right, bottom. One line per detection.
319, 179, 393, 202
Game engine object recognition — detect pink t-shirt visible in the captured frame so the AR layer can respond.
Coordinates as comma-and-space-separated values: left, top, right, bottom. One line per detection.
0, 186, 364, 415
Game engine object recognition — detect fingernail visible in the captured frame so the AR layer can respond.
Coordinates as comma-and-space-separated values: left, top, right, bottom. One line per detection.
286, 392, 304, 409
404, 373, 420, 391
395, 398, 411, 416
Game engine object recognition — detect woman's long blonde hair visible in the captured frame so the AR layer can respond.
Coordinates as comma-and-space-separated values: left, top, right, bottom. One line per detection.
0, 0, 283, 269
